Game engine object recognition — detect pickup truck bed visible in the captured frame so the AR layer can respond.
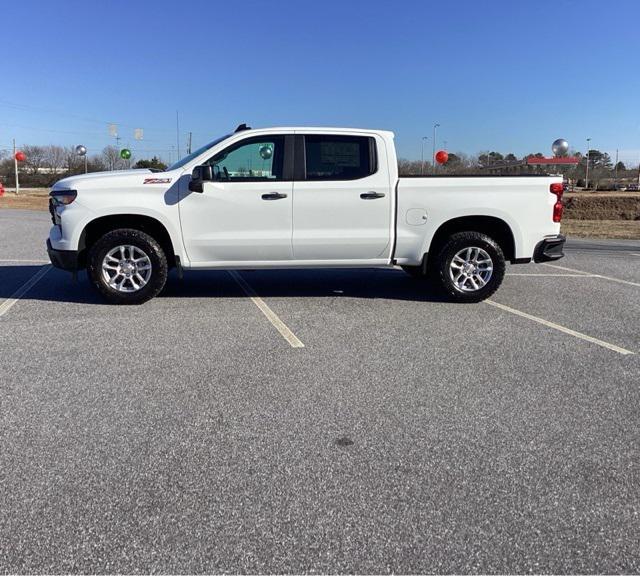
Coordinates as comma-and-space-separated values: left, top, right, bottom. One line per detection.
394, 175, 562, 265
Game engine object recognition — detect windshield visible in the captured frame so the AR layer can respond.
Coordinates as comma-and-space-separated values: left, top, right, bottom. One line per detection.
167, 134, 232, 171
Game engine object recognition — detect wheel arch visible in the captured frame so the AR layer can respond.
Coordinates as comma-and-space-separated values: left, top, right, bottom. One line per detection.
427, 215, 517, 266
78, 214, 177, 268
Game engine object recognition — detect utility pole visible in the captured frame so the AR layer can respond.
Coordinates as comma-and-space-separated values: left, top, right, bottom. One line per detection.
585, 138, 591, 190
614, 148, 619, 189
176, 111, 181, 159
432, 123, 440, 173
13, 139, 19, 195
420, 136, 428, 175
187, 132, 192, 155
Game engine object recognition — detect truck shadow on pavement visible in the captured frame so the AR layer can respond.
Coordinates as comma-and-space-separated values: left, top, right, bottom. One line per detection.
0, 265, 451, 305
168, 267, 452, 303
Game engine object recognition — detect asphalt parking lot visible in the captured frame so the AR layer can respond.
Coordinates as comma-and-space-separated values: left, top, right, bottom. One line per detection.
1, 209, 639, 574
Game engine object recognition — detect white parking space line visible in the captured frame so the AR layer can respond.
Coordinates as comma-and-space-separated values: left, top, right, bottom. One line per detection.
506, 273, 598, 277
541, 263, 593, 275
542, 263, 640, 287
228, 271, 305, 349
631, 253, 640, 257
0, 265, 51, 318
0, 258, 50, 264
485, 300, 634, 356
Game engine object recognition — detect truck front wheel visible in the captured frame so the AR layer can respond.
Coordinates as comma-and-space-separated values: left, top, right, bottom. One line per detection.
87, 228, 168, 304
433, 231, 505, 303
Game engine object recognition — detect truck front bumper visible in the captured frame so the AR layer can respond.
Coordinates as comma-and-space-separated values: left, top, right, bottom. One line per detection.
47, 239, 80, 271
533, 234, 566, 262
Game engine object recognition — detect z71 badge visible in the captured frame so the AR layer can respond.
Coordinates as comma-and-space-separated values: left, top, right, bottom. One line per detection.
143, 178, 172, 184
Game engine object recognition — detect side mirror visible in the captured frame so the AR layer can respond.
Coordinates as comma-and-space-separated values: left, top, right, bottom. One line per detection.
189, 165, 213, 193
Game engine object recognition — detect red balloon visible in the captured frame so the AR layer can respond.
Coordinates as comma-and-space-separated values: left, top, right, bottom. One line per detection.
15, 151, 26, 162
435, 150, 449, 164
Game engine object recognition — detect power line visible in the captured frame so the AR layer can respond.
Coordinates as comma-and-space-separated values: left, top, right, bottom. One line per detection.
0, 121, 106, 136
0, 98, 178, 134
0, 98, 221, 141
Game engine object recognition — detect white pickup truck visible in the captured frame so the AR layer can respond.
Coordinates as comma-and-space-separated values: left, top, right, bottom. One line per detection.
47, 124, 566, 304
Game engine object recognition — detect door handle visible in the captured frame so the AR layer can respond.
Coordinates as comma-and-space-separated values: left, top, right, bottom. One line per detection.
261, 192, 288, 200
360, 191, 385, 199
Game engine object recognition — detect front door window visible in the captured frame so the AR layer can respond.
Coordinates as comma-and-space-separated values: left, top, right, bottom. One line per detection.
207, 136, 285, 182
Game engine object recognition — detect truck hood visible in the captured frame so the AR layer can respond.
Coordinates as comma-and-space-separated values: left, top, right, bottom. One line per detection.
51, 169, 182, 192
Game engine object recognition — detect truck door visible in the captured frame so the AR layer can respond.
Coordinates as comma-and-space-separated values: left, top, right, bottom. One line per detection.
179, 134, 294, 263
292, 133, 392, 260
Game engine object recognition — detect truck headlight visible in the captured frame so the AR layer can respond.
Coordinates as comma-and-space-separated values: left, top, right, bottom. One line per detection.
50, 189, 77, 206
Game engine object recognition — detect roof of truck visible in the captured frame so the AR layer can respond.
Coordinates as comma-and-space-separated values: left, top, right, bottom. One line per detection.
234, 125, 395, 138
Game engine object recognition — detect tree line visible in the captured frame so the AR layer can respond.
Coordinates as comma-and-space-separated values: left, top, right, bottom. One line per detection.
0, 145, 167, 187
399, 149, 637, 190
1, 142, 637, 190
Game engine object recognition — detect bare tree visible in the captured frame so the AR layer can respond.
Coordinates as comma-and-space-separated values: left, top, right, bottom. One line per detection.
44, 145, 67, 175
398, 159, 427, 176
87, 155, 106, 172
432, 152, 480, 174
63, 146, 82, 173
23, 145, 47, 175
101, 146, 128, 171
462, 152, 480, 169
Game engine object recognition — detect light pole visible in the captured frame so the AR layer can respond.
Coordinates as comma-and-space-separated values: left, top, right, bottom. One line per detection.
13, 139, 19, 195
585, 138, 592, 188
432, 123, 440, 173
420, 136, 428, 175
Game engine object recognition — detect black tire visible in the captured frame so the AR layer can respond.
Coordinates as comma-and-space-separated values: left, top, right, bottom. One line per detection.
87, 228, 168, 304
432, 231, 505, 303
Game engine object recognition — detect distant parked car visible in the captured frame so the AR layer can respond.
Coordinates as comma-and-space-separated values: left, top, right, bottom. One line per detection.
626, 184, 639, 191
0, 180, 4, 196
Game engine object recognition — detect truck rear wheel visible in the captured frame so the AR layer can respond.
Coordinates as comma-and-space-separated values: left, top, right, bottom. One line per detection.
433, 231, 505, 303
87, 228, 168, 304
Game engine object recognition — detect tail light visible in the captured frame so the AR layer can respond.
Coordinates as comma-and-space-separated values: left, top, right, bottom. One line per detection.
550, 182, 564, 223
550, 182, 564, 196
553, 202, 564, 222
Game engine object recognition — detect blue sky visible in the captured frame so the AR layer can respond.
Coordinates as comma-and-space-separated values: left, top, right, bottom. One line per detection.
1, 0, 639, 165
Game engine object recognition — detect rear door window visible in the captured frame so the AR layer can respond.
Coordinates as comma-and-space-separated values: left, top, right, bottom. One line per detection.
304, 135, 376, 181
